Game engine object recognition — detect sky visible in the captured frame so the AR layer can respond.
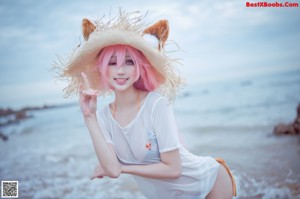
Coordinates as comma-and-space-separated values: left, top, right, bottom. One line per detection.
0, 0, 299, 108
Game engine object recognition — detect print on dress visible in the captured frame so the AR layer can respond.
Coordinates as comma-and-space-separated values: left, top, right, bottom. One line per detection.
143, 130, 160, 162
145, 142, 152, 150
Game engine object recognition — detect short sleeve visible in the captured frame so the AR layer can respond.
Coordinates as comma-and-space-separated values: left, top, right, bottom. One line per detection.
97, 109, 113, 145
151, 98, 180, 153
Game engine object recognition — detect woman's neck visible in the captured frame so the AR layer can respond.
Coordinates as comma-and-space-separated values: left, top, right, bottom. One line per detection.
114, 87, 139, 111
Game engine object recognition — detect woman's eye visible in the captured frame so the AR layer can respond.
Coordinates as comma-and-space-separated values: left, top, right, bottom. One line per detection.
108, 62, 117, 66
125, 60, 134, 65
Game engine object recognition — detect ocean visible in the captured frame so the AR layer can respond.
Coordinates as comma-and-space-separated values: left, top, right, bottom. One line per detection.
1, 69, 300, 198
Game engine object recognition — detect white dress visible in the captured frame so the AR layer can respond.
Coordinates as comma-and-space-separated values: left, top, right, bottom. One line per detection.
97, 92, 220, 199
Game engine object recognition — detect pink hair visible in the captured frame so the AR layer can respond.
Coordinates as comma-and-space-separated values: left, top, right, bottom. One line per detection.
96, 44, 164, 91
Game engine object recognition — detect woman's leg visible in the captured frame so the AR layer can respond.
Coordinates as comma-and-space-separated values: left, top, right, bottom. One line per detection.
206, 164, 234, 199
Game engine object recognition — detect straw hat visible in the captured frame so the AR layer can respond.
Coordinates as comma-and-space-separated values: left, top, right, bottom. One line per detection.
54, 9, 184, 99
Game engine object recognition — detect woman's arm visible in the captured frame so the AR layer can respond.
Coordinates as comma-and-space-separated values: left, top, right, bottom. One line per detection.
80, 73, 121, 178
121, 149, 181, 179
84, 116, 121, 178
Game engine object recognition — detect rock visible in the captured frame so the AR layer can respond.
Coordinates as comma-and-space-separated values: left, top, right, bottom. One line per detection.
15, 110, 28, 120
274, 124, 296, 135
274, 104, 300, 135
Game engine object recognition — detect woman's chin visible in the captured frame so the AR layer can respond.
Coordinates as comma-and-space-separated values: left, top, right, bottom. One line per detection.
111, 84, 133, 92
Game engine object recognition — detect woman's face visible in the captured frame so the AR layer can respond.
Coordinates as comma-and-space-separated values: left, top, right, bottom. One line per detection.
107, 51, 137, 91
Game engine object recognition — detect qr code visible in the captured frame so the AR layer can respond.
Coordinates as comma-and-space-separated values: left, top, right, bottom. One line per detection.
1, 181, 18, 198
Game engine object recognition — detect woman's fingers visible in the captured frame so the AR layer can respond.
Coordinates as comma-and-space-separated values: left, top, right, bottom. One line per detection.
81, 72, 91, 90
82, 89, 99, 96
78, 73, 98, 116
90, 175, 103, 180
80, 73, 99, 96
90, 164, 105, 180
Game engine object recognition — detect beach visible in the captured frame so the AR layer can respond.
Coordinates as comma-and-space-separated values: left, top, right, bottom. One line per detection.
1, 70, 300, 199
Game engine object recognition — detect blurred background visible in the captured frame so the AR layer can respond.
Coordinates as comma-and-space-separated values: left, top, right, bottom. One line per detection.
0, 0, 299, 198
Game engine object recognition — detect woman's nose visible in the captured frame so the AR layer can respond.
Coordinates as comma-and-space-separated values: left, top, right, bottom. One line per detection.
117, 66, 125, 75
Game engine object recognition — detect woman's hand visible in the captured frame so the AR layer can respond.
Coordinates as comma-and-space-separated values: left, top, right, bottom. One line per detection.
79, 72, 99, 117
90, 164, 106, 180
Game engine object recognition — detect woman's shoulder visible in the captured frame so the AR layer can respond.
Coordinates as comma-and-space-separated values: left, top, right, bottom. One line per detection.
142, 91, 170, 113
148, 91, 169, 100
146, 91, 167, 104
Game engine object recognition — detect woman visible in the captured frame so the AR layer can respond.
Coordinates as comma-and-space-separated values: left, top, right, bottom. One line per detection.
56, 10, 236, 199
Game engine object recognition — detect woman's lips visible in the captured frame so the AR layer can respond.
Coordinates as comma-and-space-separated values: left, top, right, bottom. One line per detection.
114, 78, 129, 85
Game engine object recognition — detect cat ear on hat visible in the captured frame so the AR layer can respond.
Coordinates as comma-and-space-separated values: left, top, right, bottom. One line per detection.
143, 19, 169, 49
82, 18, 96, 41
